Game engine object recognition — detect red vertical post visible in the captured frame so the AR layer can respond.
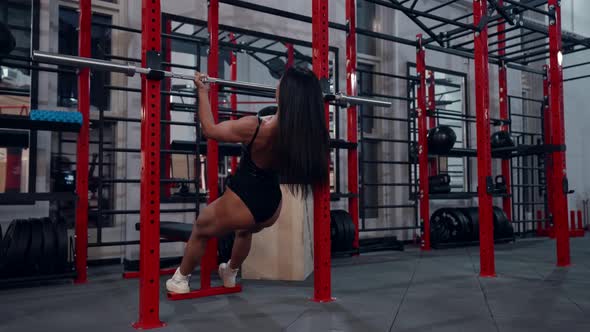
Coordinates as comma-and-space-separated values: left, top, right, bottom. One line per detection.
473, 0, 495, 277
202, 0, 220, 288
497, 1, 512, 220
229, 33, 238, 174
543, 66, 552, 227
345, 0, 359, 250
286, 43, 295, 68
548, 0, 570, 267
311, 0, 333, 302
74, 0, 91, 285
427, 70, 437, 176
416, 35, 430, 251
133, 0, 165, 329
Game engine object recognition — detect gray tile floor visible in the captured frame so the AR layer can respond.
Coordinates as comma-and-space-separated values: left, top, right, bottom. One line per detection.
1, 237, 589, 332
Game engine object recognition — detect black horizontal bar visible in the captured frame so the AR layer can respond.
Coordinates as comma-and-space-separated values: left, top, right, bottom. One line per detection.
563, 61, 590, 70
363, 204, 416, 209
502, 0, 550, 16
90, 208, 199, 215
101, 179, 197, 184
365, 0, 476, 30
362, 183, 412, 187
92, 21, 142, 33
564, 74, 590, 82
359, 226, 419, 232
361, 160, 411, 165
357, 69, 416, 81
219, 0, 348, 31
361, 115, 409, 122
0, 192, 76, 204
359, 92, 410, 101
508, 95, 544, 103
361, 137, 411, 144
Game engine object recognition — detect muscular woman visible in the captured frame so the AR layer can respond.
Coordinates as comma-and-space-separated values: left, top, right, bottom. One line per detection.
166, 67, 330, 293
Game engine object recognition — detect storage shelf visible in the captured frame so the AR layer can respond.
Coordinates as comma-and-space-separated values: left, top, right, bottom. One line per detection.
0, 192, 77, 204
0, 114, 81, 133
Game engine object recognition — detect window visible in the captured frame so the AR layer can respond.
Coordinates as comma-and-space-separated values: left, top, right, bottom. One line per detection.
357, 0, 376, 56
0, 0, 38, 195
57, 7, 112, 109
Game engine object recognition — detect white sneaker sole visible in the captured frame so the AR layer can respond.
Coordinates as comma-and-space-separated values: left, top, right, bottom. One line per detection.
166, 279, 190, 294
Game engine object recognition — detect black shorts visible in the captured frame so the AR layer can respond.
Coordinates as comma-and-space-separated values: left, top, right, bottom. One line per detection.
226, 172, 282, 223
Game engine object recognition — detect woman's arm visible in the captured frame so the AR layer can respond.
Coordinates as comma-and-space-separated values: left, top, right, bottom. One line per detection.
196, 72, 258, 143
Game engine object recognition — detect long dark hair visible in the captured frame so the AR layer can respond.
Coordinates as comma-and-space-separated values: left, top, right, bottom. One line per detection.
275, 67, 330, 198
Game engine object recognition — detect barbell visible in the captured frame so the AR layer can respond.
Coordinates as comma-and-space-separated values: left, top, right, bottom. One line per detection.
32, 50, 391, 108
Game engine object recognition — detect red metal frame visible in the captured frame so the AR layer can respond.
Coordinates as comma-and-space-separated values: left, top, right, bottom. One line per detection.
473, 0, 495, 277
497, 1, 512, 220
547, 0, 570, 267
312, 0, 333, 302
74, 0, 91, 285
416, 35, 430, 251
134, 0, 165, 329
542, 65, 552, 231
346, 0, 359, 250
286, 43, 295, 68
202, 0, 221, 291
230, 32, 238, 175
167, 285, 242, 301
427, 70, 437, 177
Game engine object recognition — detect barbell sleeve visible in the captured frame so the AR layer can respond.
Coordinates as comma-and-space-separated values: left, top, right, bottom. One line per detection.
32, 50, 137, 76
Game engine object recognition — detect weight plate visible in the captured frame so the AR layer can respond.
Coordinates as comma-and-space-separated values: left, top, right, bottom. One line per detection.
459, 207, 480, 241
430, 210, 451, 245
492, 207, 513, 239
28, 218, 44, 273
492, 207, 505, 239
6, 219, 32, 276
40, 218, 56, 274
0, 220, 16, 273
330, 211, 343, 251
330, 210, 355, 252
342, 211, 355, 251
54, 218, 68, 272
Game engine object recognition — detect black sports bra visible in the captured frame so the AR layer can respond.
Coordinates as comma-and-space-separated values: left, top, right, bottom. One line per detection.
236, 116, 277, 179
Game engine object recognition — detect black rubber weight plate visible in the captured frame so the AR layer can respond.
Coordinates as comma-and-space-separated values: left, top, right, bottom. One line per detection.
54, 219, 68, 272
330, 211, 342, 251
492, 207, 506, 239
28, 218, 44, 273
460, 207, 480, 241
0, 220, 16, 272
430, 209, 452, 245
334, 210, 354, 251
6, 220, 32, 276
40, 218, 56, 274
331, 210, 354, 252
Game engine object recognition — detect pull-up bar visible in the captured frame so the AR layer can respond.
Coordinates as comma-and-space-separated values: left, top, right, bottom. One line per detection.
32, 50, 391, 108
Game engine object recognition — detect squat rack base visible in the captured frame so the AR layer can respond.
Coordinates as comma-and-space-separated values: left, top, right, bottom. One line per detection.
166, 285, 243, 301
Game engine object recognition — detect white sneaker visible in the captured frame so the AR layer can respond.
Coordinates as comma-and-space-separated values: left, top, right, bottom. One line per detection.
218, 260, 239, 288
165, 268, 191, 294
